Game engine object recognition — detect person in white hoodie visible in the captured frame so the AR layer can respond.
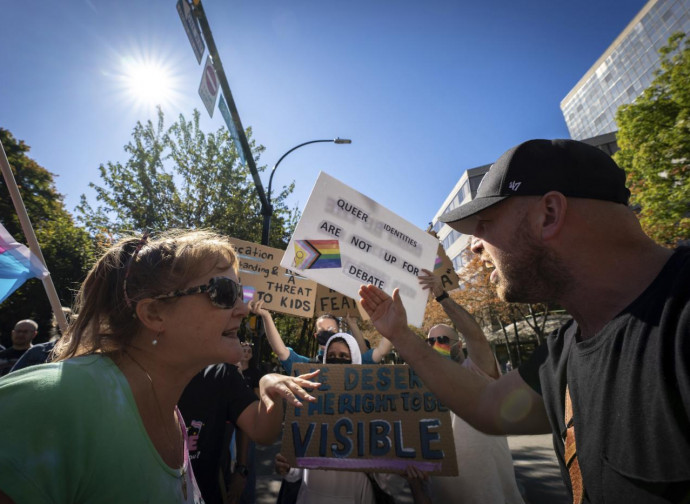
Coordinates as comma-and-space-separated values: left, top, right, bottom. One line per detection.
274, 332, 395, 504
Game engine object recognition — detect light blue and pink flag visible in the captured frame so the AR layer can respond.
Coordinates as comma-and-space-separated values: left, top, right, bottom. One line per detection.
0, 222, 49, 304
242, 285, 256, 304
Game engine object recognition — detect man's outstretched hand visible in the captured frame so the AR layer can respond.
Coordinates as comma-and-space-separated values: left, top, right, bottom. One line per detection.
358, 285, 408, 340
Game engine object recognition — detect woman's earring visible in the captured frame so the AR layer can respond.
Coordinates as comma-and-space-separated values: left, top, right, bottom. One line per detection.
152, 331, 162, 346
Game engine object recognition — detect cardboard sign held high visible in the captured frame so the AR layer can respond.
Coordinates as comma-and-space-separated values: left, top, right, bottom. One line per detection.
433, 243, 460, 293
281, 173, 438, 327
229, 237, 317, 318
314, 284, 369, 320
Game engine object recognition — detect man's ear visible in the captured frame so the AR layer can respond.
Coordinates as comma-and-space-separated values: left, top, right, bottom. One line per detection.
135, 299, 165, 333
539, 192, 568, 241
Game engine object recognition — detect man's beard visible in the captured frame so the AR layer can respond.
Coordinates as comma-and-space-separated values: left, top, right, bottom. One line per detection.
494, 224, 572, 304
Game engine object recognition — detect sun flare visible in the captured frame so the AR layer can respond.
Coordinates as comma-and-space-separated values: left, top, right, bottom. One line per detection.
122, 58, 175, 106
111, 48, 184, 113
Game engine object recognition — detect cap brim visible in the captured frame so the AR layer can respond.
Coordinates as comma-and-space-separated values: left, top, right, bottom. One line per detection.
438, 196, 509, 234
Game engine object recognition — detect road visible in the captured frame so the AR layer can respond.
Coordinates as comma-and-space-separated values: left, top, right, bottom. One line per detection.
254, 433, 569, 503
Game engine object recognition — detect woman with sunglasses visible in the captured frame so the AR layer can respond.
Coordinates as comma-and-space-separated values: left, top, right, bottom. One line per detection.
275, 333, 398, 504
0, 230, 319, 504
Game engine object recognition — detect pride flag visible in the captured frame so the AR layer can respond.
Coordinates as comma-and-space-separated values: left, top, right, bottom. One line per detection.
242, 285, 256, 304
434, 255, 443, 271
293, 239, 342, 270
0, 223, 49, 304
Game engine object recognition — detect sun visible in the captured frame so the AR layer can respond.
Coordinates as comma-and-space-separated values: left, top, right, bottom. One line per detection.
124, 60, 172, 102
109, 47, 184, 114
122, 57, 176, 107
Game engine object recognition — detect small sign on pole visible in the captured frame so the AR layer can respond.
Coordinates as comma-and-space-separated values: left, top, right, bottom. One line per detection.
219, 95, 246, 165
198, 55, 220, 118
176, 0, 205, 64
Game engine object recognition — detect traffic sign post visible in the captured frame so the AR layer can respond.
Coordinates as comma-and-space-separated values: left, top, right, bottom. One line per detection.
219, 95, 246, 164
176, 0, 205, 64
198, 55, 220, 118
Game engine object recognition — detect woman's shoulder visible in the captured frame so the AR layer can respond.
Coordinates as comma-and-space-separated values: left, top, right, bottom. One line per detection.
0, 355, 117, 407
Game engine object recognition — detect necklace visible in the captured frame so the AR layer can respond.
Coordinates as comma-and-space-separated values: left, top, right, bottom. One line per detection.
124, 350, 188, 499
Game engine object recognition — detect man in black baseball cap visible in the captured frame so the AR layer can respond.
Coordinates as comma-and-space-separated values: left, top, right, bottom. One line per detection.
358, 138, 690, 503
439, 139, 630, 234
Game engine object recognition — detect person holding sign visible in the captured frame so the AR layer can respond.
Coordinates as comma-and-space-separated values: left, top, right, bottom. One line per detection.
362, 139, 690, 504
419, 269, 523, 503
248, 301, 392, 374
275, 332, 396, 504
0, 230, 321, 504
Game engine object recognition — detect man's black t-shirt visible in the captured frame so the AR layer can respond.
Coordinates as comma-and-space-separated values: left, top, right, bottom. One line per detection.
519, 247, 690, 503
10, 341, 56, 372
178, 364, 258, 504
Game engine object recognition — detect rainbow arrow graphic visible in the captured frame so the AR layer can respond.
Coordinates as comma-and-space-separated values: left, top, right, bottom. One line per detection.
294, 239, 342, 270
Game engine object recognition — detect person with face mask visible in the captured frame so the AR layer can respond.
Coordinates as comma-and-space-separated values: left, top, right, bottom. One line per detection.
274, 333, 397, 504
248, 301, 392, 375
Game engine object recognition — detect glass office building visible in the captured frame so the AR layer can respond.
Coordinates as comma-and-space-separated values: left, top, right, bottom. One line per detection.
561, 0, 690, 140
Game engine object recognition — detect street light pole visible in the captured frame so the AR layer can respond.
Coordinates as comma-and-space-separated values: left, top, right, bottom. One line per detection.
261, 138, 351, 245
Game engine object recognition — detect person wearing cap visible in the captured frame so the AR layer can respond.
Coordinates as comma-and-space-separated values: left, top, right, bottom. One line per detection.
360, 139, 690, 503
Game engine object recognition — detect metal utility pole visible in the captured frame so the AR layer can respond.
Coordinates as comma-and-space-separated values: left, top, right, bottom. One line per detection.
191, 1, 269, 212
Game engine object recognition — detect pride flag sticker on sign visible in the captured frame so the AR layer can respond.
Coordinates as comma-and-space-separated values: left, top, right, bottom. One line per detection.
294, 239, 342, 270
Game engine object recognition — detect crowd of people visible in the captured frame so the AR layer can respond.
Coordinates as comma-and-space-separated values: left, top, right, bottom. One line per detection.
0, 138, 687, 504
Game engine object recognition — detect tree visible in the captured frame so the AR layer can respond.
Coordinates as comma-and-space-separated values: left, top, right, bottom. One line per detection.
423, 247, 555, 365
615, 32, 690, 247
77, 108, 299, 247
0, 128, 96, 344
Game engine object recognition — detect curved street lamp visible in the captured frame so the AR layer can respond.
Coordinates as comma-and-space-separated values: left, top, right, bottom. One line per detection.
261, 138, 352, 245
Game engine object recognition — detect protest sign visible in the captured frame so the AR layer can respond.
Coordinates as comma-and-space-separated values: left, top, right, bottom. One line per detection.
280, 173, 438, 327
282, 363, 458, 476
229, 237, 317, 318
433, 243, 460, 292
314, 284, 369, 320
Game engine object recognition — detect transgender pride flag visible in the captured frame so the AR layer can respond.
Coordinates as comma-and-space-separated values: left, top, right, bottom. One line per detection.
0, 222, 49, 304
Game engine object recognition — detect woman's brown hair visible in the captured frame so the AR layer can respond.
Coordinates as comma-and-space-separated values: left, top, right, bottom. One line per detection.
53, 229, 237, 361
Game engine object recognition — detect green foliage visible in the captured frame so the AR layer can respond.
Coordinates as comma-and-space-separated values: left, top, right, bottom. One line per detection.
0, 128, 96, 344
615, 32, 690, 247
77, 108, 299, 247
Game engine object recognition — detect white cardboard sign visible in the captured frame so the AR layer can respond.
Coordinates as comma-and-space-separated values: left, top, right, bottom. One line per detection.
280, 172, 437, 327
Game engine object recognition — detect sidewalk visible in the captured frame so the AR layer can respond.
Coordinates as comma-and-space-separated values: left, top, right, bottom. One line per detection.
508, 434, 569, 504
255, 434, 568, 504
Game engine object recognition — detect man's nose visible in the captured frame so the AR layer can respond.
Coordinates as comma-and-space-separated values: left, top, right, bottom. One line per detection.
470, 237, 483, 254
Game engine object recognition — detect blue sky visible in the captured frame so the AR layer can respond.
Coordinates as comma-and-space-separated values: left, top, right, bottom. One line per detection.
1, 0, 648, 231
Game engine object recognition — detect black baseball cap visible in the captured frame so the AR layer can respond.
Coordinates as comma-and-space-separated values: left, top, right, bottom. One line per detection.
439, 139, 630, 233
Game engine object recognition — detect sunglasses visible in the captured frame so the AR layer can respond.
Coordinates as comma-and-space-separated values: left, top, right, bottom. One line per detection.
153, 276, 244, 309
426, 335, 456, 346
